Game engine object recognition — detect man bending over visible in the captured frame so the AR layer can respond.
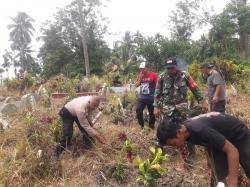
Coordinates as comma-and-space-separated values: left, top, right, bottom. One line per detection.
157, 112, 250, 186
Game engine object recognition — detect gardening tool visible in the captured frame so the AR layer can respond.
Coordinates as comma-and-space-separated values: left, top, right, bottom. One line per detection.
92, 111, 102, 124
117, 97, 126, 116
76, 111, 102, 134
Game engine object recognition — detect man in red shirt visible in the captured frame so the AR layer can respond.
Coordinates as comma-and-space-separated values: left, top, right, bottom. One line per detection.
134, 62, 158, 130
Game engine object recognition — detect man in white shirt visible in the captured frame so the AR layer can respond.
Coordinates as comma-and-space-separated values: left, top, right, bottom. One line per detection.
55, 95, 105, 159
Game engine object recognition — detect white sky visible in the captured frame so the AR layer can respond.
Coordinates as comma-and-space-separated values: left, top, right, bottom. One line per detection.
0, 0, 230, 77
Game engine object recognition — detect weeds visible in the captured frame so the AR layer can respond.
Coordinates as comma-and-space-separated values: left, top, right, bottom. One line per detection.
0, 111, 62, 186
108, 163, 128, 184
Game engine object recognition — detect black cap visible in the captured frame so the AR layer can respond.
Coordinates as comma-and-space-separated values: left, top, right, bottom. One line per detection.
165, 58, 177, 68
200, 63, 214, 69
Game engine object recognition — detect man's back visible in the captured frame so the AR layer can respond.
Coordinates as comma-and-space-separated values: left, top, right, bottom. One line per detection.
185, 112, 249, 150
207, 69, 226, 102
65, 96, 91, 116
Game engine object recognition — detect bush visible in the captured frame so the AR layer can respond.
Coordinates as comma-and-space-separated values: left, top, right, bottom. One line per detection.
4, 78, 20, 90
189, 57, 250, 91
4, 73, 34, 92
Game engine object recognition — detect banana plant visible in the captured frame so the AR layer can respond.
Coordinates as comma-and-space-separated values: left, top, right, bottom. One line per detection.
134, 147, 168, 187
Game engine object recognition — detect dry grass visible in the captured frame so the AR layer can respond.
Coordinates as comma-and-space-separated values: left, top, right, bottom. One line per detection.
0, 86, 250, 186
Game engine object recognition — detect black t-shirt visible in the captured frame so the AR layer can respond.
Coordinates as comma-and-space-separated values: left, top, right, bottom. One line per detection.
184, 112, 250, 151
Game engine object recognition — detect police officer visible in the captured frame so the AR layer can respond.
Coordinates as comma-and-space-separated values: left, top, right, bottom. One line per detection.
54, 96, 105, 159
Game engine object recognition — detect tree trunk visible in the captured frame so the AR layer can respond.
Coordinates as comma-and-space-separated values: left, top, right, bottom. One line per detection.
237, 0, 250, 57
239, 31, 250, 57
77, 0, 90, 77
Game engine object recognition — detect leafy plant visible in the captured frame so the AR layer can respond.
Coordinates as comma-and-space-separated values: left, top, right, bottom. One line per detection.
135, 147, 168, 187
107, 136, 133, 184
51, 117, 62, 142
25, 112, 35, 128
108, 163, 128, 184
122, 139, 133, 163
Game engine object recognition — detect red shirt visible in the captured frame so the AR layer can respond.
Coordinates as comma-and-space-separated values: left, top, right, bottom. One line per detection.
139, 71, 158, 100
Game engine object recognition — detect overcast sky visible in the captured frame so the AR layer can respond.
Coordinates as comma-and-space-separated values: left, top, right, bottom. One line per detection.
0, 0, 230, 77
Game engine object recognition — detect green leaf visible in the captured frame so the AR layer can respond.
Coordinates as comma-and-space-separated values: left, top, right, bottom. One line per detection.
149, 146, 156, 156
156, 148, 163, 157
139, 163, 145, 174
136, 176, 142, 183
133, 156, 142, 167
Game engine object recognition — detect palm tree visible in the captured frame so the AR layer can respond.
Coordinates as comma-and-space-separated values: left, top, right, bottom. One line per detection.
2, 50, 18, 76
7, 12, 35, 71
115, 31, 136, 62
2, 53, 11, 78
15, 44, 35, 72
0, 68, 4, 85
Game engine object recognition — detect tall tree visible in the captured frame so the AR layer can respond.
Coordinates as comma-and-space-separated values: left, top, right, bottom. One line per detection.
209, 7, 238, 57
1, 50, 18, 75
77, 0, 90, 77
207, 0, 250, 57
169, 0, 211, 41
38, 1, 110, 78
2, 51, 12, 78
65, 0, 107, 77
113, 31, 136, 63
0, 68, 4, 85
236, 0, 250, 57
7, 12, 36, 71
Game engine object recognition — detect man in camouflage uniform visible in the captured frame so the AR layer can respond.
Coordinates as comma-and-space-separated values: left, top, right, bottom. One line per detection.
154, 57, 205, 167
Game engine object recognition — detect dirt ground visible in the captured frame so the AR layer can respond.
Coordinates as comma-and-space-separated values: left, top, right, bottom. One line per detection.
0, 91, 250, 187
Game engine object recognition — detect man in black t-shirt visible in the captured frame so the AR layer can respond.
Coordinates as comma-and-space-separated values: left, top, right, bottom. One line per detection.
157, 112, 250, 187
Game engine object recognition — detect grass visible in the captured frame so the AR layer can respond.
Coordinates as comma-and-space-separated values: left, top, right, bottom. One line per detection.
0, 81, 250, 186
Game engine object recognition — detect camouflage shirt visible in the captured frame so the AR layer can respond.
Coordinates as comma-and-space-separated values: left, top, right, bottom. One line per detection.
154, 70, 203, 109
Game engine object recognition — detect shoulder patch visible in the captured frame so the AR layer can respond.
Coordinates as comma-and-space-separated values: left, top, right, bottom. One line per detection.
159, 72, 166, 79
181, 71, 189, 77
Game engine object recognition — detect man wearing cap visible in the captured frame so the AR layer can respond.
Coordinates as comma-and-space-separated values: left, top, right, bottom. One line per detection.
154, 57, 204, 166
200, 63, 226, 113
134, 62, 158, 130
154, 57, 204, 117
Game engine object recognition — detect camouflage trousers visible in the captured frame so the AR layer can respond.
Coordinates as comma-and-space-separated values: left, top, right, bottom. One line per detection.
160, 104, 195, 168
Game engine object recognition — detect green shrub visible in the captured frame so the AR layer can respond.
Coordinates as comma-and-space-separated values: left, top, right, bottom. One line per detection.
135, 147, 168, 187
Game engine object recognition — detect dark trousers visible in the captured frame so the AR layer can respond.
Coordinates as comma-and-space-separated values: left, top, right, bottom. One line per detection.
210, 100, 226, 113
56, 107, 94, 156
136, 98, 155, 129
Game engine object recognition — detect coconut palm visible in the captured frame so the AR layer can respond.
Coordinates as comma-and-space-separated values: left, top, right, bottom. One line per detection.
7, 12, 35, 71
8, 12, 35, 48
2, 53, 11, 78
0, 68, 4, 85
15, 44, 35, 72
115, 31, 137, 62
